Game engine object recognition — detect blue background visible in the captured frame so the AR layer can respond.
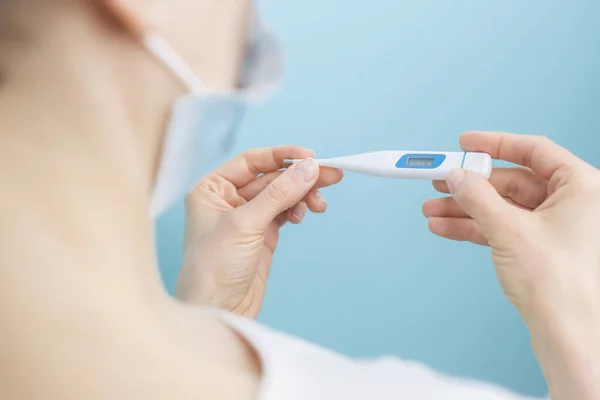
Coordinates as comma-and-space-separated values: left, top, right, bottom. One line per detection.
157, 1, 600, 396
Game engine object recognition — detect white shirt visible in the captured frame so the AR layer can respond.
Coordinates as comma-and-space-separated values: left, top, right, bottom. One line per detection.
214, 310, 548, 400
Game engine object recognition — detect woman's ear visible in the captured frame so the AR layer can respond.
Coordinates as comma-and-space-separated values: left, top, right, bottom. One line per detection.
100, 0, 164, 36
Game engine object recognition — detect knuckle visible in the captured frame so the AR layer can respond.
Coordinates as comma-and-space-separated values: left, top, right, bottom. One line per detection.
531, 134, 553, 146
552, 167, 576, 189
185, 179, 211, 205
522, 134, 548, 156
265, 180, 292, 204
552, 165, 596, 194
243, 148, 261, 158
522, 134, 553, 150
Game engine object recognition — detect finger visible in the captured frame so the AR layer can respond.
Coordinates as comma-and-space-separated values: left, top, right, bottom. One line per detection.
242, 159, 320, 230
275, 212, 288, 228
446, 169, 519, 239
315, 167, 344, 190
238, 171, 282, 201
211, 146, 315, 188
487, 168, 548, 209
305, 190, 327, 213
287, 202, 308, 224
423, 197, 467, 218
428, 217, 488, 246
432, 168, 548, 210
238, 166, 343, 202
432, 180, 448, 193
423, 196, 531, 220
460, 131, 585, 180
240, 175, 326, 214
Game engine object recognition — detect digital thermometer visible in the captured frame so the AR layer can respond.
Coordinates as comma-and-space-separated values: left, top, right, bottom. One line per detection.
284, 151, 492, 180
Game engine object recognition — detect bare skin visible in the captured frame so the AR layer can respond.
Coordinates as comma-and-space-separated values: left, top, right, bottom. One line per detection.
0, 1, 262, 399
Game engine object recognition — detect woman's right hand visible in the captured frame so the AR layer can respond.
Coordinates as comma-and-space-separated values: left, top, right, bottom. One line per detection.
423, 131, 600, 399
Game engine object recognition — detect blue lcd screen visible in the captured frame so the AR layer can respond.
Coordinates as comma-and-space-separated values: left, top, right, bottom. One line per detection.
395, 154, 446, 169
407, 157, 434, 167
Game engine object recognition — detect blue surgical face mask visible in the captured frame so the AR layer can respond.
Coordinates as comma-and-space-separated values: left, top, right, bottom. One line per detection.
144, 14, 283, 216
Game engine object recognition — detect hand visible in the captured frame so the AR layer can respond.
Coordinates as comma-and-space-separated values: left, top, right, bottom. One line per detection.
423, 131, 600, 399
176, 146, 343, 318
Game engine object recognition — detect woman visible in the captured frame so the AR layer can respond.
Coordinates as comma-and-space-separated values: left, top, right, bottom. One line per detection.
0, 1, 598, 399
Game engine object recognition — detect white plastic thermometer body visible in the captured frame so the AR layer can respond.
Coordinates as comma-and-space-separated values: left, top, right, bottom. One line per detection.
284, 151, 492, 180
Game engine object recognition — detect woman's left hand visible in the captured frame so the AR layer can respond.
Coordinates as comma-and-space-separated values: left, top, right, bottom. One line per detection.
176, 146, 343, 318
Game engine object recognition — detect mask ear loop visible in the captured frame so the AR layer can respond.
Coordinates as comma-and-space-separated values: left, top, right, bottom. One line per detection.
142, 33, 207, 94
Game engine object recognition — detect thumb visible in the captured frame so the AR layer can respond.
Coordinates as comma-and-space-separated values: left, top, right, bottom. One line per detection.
242, 158, 319, 230
446, 169, 516, 239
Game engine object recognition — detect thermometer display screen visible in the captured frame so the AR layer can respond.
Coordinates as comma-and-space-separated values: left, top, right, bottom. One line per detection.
407, 157, 435, 167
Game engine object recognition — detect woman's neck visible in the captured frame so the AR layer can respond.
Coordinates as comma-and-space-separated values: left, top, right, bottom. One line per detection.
0, 3, 263, 399
0, 4, 176, 306
0, 0, 254, 318
0, 74, 261, 400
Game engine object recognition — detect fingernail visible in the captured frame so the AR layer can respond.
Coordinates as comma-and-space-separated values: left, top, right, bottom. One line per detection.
446, 169, 466, 194
291, 203, 307, 222
314, 190, 326, 202
294, 158, 319, 182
